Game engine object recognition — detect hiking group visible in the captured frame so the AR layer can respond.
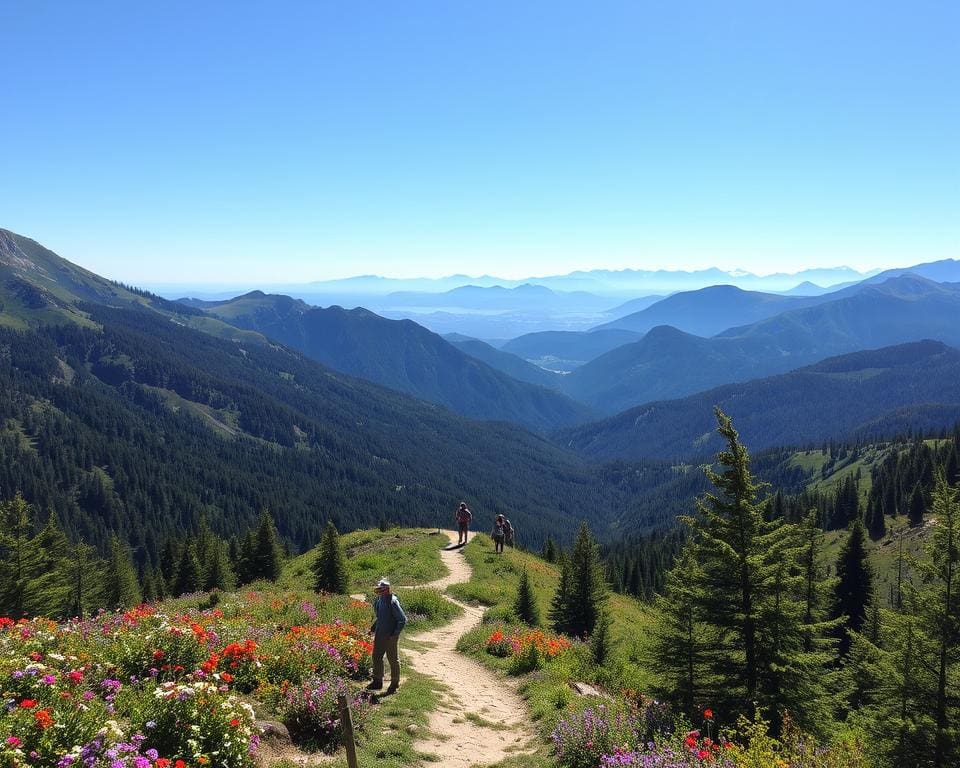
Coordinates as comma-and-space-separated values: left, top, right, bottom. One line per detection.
455, 501, 515, 553
366, 502, 516, 694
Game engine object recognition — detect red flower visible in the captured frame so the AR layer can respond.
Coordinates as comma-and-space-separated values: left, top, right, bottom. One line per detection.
175, 760, 187, 768
20, 699, 37, 709
34, 709, 55, 729
230, 718, 240, 727
703, 708, 713, 719
154, 760, 171, 768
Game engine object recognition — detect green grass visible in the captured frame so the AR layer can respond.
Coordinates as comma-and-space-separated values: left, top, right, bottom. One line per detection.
398, 587, 463, 631
281, 527, 449, 594
449, 534, 654, 651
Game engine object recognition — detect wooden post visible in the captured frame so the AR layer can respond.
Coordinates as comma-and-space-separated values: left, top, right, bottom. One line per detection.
337, 693, 359, 768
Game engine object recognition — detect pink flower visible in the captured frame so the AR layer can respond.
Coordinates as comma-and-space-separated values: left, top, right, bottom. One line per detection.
6, 736, 21, 747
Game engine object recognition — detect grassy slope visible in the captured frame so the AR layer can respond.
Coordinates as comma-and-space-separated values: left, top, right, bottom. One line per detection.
281, 527, 450, 595
796, 442, 945, 607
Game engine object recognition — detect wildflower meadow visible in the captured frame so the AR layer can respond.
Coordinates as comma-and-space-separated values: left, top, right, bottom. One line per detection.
0, 592, 373, 767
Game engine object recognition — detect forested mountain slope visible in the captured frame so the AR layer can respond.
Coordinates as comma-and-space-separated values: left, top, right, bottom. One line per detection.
558, 340, 960, 460
190, 291, 594, 431
0, 304, 640, 570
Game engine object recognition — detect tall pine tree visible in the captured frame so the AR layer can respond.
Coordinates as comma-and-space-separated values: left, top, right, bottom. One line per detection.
312, 521, 349, 594
677, 408, 832, 732
832, 518, 874, 658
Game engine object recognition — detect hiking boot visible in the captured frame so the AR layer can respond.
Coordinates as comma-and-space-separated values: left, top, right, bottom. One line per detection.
365, 681, 383, 691
385, 683, 398, 694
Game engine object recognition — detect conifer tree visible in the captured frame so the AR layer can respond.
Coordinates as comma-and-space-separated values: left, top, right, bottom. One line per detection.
103, 535, 142, 609
249, 509, 283, 582
549, 553, 572, 633
541, 537, 557, 563
205, 541, 236, 592
551, 523, 606, 637
313, 521, 349, 594
832, 518, 874, 658
513, 567, 540, 625
679, 408, 832, 732
798, 512, 840, 654
26, 514, 72, 617
649, 548, 712, 717
910, 473, 959, 767
173, 541, 203, 596
590, 609, 612, 665
63, 539, 104, 619
0, 493, 41, 618
141, 567, 157, 603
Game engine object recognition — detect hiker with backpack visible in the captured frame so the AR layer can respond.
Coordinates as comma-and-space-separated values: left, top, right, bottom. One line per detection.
491, 514, 507, 554
455, 501, 472, 545
503, 517, 515, 548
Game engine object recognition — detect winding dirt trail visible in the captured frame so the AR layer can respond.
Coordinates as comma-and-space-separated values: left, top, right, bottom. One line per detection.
404, 530, 535, 767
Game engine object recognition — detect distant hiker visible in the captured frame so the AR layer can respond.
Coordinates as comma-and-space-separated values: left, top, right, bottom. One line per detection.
455, 501, 473, 545
491, 514, 506, 554
503, 517, 515, 548
367, 579, 407, 694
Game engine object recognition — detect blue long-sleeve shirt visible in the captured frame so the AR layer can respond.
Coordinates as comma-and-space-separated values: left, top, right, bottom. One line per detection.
371, 593, 407, 637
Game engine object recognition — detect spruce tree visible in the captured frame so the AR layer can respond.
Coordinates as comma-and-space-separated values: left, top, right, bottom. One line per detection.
590, 609, 612, 666
205, 541, 236, 592
541, 537, 557, 563
141, 567, 157, 603
26, 514, 72, 617
103, 535, 142, 609
832, 518, 874, 658
173, 542, 203, 596
249, 509, 283, 582
63, 539, 104, 619
649, 548, 712, 717
552, 522, 606, 637
679, 408, 831, 731
0, 493, 42, 618
910, 473, 960, 767
313, 521, 349, 594
549, 554, 573, 634
513, 567, 540, 625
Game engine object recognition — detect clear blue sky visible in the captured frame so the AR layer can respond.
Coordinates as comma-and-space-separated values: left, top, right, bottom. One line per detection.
1, 1, 957, 284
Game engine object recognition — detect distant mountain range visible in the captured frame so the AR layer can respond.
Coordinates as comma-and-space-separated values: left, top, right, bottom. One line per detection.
560, 275, 960, 414
592, 284, 832, 336
182, 291, 595, 433
220, 264, 877, 297
558, 340, 960, 460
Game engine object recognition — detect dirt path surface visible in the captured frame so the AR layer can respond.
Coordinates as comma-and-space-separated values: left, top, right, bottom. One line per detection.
405, 531, 535, 767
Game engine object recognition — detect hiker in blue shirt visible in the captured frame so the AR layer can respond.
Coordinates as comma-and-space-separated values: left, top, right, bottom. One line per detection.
367, 578, 407, 694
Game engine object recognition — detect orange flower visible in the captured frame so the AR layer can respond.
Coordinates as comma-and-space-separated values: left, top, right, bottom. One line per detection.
34, 709, 55, 729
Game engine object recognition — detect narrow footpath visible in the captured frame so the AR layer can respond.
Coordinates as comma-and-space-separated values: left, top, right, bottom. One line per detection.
404, 530, 535, 767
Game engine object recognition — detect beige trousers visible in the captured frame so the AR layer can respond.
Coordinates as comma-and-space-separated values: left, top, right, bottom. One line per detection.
372, 634, 400, 686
